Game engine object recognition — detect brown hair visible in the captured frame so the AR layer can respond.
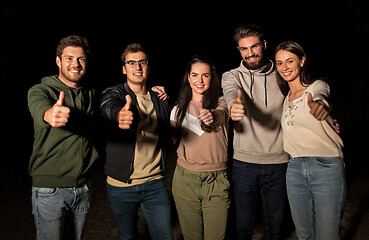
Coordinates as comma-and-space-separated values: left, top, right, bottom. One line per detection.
274, 41, 314, 96
175, 55, 222, 133
56, 35, 90, 58
121, 43, 148, 63
233, 24, 265, 43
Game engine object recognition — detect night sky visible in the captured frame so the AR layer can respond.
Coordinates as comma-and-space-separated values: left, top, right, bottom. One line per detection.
2, 1, 368, 176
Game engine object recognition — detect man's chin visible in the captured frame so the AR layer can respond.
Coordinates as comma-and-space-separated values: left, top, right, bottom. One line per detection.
243, 59, 265, 70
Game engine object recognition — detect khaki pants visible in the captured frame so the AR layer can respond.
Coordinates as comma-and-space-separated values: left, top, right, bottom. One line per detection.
172, 164, 230, 240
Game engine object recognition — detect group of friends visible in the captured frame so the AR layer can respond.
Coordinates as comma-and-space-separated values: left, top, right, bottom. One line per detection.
28, 24, 345, 240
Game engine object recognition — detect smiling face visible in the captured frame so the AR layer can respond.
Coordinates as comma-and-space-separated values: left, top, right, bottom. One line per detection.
275, 50, 305, 83
56, 46, 87, 88
122, 51, 149, 88
237, 36, 266, 70
188, 62, 211, 101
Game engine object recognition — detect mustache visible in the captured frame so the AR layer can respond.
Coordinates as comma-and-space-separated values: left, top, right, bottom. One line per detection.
245, 54, 259, 60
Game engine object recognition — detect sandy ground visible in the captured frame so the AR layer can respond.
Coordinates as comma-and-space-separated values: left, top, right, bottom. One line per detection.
1, 151, 369, 239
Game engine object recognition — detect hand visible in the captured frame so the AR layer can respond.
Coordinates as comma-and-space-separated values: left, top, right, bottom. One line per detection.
151, 86, 169, 100
307, 93, 329, 121
332, 119, 341, 134
198, 103, 214, 126
43, 91, 70, 127
118, 95, 134, 129
230, 90, 245, 121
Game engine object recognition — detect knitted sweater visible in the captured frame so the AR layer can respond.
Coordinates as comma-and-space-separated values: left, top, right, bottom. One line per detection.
281, 80, 343, 158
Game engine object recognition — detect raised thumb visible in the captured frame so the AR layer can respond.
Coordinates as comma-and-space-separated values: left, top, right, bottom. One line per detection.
124, 95, 132, 111
236, 89, 243, 103
56, 91, 65, 106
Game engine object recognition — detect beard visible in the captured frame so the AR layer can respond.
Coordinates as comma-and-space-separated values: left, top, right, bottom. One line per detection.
60, 67, 86, 83
243, 54, 265, 70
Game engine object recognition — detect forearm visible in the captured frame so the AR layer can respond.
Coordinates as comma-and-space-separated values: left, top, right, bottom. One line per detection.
100, 88, 125, 123
221, 72, 240, 111
28, 86, 54, 128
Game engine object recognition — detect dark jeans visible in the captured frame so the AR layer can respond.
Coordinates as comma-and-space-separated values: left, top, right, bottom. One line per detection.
232, 160, 288, 240
107, 179, 173, 240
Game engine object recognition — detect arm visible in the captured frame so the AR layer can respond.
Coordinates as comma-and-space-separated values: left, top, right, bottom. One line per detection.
28, 86, 70, 128
100, 86, 126, 123
100, 86, 134, 130
308, 80, 331, 121
198, 98, 229, 127
221, 72, 245, 121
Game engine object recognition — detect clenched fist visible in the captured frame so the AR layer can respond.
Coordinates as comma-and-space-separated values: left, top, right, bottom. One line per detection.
118, 95, 134, 129
44, 91, 70, 127
230, 90, 245, 121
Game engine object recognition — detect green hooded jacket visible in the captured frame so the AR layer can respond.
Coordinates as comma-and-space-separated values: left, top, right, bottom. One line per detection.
28, 76, 99, 187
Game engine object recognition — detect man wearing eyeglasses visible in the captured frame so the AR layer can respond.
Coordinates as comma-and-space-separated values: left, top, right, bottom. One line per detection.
100, 43, 173, 240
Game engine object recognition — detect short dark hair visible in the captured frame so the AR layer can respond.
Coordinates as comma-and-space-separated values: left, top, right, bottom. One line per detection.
233, 24, 265, 43
56, 35, 90, 58
121, 43, 148, 63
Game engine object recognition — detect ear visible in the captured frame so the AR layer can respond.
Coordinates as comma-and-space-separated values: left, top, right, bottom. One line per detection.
301, 56, 305, 67
263, 40, 267, 50
122, 65, 127, 75
56, 56, 61, 68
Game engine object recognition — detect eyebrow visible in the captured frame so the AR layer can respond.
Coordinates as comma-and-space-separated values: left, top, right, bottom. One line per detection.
190, 72, 211, 75
126, 59, 147, 61
239, 43, 262, 49
276, 58, 293, 61
64, 55, 86, 58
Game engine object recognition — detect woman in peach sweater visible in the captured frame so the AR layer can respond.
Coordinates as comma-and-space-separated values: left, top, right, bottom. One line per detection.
170, 55, 230, 240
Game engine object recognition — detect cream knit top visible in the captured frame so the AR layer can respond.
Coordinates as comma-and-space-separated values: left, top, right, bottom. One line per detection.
281, 80, 343, 158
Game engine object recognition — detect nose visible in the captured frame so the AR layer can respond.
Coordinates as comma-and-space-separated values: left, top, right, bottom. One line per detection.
246, 48, 254, 58
282, 63, 288, 71
135, 62, 143, 70
199, 76, 205, 83
71, 58, 81, 67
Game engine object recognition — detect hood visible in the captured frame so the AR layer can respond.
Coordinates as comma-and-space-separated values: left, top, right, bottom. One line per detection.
41, 75, 71, 90
238, 60, 275, 108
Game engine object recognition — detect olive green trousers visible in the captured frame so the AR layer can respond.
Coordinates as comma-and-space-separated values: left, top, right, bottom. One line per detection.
172, 164, 230, 240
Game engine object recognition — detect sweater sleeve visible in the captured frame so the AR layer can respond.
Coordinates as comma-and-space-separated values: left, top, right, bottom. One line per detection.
310, 80, 330, 109
28, 85, 55, 128
212, 98, 229, 127
221, 71, 241, 111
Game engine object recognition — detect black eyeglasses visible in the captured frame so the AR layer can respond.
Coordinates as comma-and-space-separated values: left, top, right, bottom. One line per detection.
124, 59, 149, 68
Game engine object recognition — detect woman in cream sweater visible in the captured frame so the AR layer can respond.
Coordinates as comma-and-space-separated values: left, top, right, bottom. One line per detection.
170, 55, 230, 240
274, 41, 345, 240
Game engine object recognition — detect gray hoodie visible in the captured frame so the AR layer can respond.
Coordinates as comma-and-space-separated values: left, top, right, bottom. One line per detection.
222, 60, 289, 164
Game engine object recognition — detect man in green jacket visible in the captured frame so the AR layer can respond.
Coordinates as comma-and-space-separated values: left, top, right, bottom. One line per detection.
28, 35, 99, 240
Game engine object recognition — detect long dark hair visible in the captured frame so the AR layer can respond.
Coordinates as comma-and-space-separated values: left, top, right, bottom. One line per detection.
274, 41, 315, 96
175, 55, 222, 132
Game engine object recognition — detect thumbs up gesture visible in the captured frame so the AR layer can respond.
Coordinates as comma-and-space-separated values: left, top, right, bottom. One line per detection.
307, 93, 329, 121
44, 91, 70, 127
230, 90, 245, 121
118, 95, 134, 129
198, 102, 214, 126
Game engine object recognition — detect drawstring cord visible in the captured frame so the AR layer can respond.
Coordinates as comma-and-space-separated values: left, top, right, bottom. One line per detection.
248, 71, 268, 108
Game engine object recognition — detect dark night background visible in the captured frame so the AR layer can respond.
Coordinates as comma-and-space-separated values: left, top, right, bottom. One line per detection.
1, 1, 369, 239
